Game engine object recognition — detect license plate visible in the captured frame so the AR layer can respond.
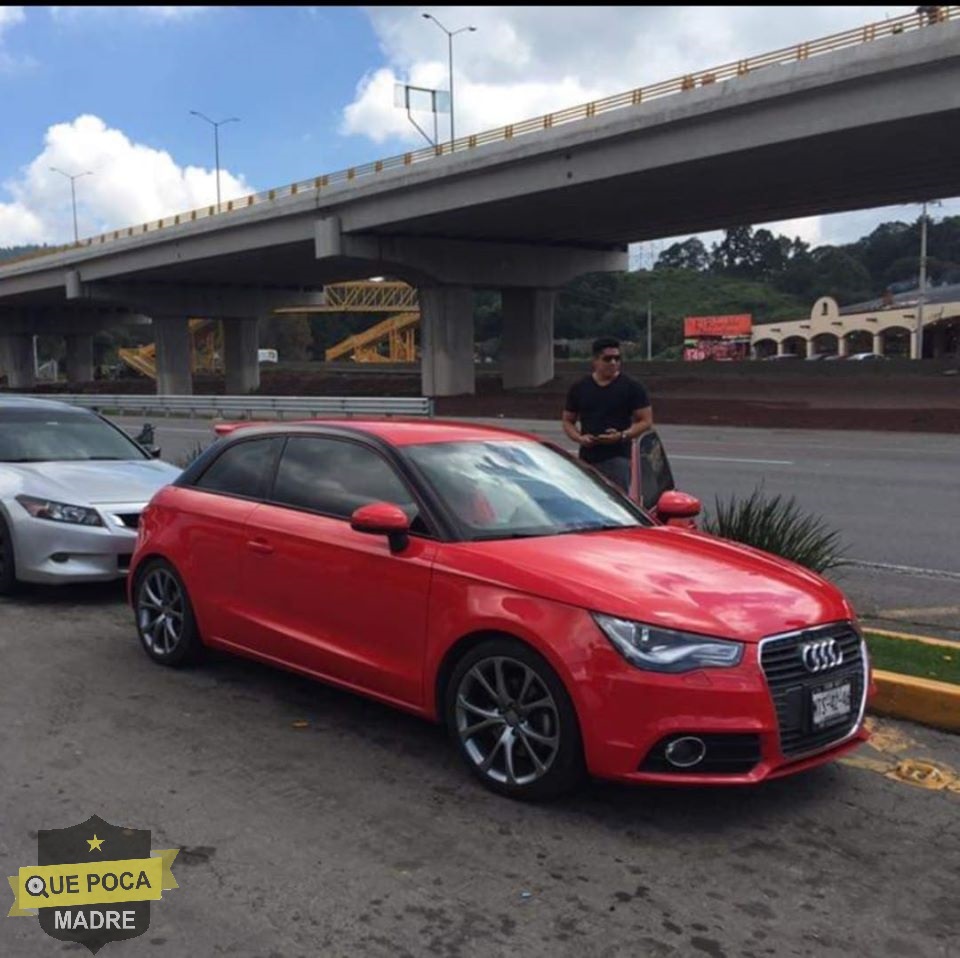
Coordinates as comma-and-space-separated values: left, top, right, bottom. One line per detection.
811, 681, 852, 729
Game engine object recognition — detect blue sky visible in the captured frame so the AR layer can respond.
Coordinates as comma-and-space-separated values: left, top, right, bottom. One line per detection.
1, 7, 380, 188
1, 5, 956, 251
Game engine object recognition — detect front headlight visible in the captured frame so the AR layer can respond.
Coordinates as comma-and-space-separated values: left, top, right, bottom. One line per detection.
16, 495, 103, 527
593, 613, 743, 673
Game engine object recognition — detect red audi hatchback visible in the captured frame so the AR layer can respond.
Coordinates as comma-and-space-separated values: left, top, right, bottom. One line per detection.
129, 420, 870, 799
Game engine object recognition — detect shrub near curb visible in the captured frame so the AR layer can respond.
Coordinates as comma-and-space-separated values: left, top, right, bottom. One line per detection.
864, 632, 959, 685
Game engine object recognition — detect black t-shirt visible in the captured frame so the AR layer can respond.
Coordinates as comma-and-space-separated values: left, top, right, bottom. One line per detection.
564, 373, 650, 464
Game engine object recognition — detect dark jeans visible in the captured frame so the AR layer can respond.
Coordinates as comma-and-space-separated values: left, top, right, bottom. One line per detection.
591, 455, 631, 493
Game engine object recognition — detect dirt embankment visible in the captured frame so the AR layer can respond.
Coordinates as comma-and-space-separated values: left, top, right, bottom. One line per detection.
11, 362, 960, 433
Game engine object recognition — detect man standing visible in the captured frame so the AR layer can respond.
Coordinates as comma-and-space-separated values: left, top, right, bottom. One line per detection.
562, 337, 653, 492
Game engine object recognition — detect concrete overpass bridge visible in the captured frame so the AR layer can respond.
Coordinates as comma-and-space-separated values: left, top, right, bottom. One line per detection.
1, 8, 958, 395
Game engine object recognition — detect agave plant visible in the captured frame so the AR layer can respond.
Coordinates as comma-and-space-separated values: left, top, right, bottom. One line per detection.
701, 486, 847, 574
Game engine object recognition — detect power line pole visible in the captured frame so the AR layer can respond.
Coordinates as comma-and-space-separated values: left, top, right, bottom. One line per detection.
647, 299, 653, 361
915, 201, 928, 360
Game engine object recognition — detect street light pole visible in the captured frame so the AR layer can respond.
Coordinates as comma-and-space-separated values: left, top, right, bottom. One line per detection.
190, 111, 240, 213
49, 167, 93, 243
422, 14, 476, 151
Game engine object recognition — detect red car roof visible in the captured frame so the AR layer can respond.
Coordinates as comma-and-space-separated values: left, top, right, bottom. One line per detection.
213, 418, 541, 447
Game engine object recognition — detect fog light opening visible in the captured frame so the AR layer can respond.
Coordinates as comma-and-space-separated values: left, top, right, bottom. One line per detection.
664, 736, 707, 769
50, 553, 70, 564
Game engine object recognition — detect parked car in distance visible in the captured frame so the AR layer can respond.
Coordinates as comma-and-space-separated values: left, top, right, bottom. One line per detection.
846, 352, 887, 361
762, 353, 801, 361
130, 420, 871, 800
805, 352, 833, 361
0, 396, 181, 594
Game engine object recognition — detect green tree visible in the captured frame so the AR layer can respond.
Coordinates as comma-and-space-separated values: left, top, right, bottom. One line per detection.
655, 238, 709, 271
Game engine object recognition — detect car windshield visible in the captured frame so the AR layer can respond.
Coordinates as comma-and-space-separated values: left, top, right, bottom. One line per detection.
403, 439, 650, 540
0, 408, 147, 462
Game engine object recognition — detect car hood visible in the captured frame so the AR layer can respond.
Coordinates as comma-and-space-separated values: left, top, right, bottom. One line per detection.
440, 526, 853, 643
2, 459, 181, 505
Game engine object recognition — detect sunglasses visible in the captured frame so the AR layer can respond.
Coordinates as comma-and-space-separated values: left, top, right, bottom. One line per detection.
599, 354, 622, 363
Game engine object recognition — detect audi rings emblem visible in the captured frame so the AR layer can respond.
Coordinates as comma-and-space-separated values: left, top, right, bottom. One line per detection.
801, 638, 844, 673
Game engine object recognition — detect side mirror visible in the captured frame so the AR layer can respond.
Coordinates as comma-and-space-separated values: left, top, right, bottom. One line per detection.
350, 502, 411, 552
149, 447, 163, 459
656, 490, 701, 523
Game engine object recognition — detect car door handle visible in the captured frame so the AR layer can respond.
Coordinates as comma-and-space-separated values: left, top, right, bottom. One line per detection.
246, 538, 274, 556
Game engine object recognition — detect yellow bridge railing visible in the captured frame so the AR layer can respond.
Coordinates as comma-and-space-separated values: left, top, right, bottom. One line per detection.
4, 7, 957, 269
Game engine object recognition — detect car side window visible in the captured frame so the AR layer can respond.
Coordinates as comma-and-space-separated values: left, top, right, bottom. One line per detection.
194, 437, 283, 499
270, 436, 422, 527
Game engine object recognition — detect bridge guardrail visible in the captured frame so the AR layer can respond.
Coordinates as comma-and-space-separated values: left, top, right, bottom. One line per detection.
2, 7, 956, 271
35, 394, 434, 419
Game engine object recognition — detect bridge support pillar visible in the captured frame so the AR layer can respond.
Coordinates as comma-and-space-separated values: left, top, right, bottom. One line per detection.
837, 335, 849, 358
0, 334, 35, 389
154, 317, 193, 395
501, 289, 556, 390
65, 333, 94, 383
224, 318, 260, 394
872, 332, 883, 355
776, 340, 785, 357
419, 286, 475, 397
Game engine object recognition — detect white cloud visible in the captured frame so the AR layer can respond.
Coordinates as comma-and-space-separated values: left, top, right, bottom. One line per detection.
0, 6, 25, 35
0, 114, 253, 245
0, 5, 31, 73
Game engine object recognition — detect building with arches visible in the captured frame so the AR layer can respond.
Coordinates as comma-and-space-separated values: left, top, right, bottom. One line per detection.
752, 285, 960, 359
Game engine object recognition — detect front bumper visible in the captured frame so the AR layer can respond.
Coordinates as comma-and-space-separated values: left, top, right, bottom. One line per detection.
4, 499, 144, 585
578, 629, 870, 785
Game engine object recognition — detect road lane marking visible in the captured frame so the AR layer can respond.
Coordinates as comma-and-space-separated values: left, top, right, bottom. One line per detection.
844, 560, 960, 581
670, 455, 794, 465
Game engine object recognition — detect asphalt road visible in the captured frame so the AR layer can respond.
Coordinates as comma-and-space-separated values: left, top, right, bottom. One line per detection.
117, 416, 960, 639
2, 584, 959, 958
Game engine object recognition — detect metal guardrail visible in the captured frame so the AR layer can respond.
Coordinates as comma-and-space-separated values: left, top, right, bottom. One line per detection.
42, 394, 434, 419
3, 7, 956, 270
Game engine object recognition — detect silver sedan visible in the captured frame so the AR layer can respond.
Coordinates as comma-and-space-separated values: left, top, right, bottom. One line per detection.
0, 396, 181, 593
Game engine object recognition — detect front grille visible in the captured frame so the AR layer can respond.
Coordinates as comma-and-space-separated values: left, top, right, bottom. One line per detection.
115, 513, 140, 530
640, 734, 762, 774
760, 622, 865, 758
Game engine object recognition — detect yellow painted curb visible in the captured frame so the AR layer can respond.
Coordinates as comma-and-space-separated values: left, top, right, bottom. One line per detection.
865, 628, 959, 649
870, 669, 960, 733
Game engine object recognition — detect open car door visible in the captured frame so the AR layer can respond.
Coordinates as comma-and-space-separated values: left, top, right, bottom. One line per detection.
628, 430, 677, 511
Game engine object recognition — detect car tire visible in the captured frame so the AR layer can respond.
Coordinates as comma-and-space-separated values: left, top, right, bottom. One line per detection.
133, 559, 202, 667
0, 513, 18, 596
445, 637, 585, 801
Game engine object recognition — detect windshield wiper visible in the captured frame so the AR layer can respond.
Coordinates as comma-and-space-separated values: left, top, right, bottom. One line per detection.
469, 531, 556, 541
556, 522, 637, 535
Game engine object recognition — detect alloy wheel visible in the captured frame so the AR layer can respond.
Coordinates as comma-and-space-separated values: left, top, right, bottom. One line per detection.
455, 655, 560, 787
137, 567, 185, 657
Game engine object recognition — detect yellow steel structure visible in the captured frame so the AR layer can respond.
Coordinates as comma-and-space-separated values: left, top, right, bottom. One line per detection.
324, 312, 420, 363
117, 319, 221, 380
276, 281, 421, 363
117, 282, 422, 375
